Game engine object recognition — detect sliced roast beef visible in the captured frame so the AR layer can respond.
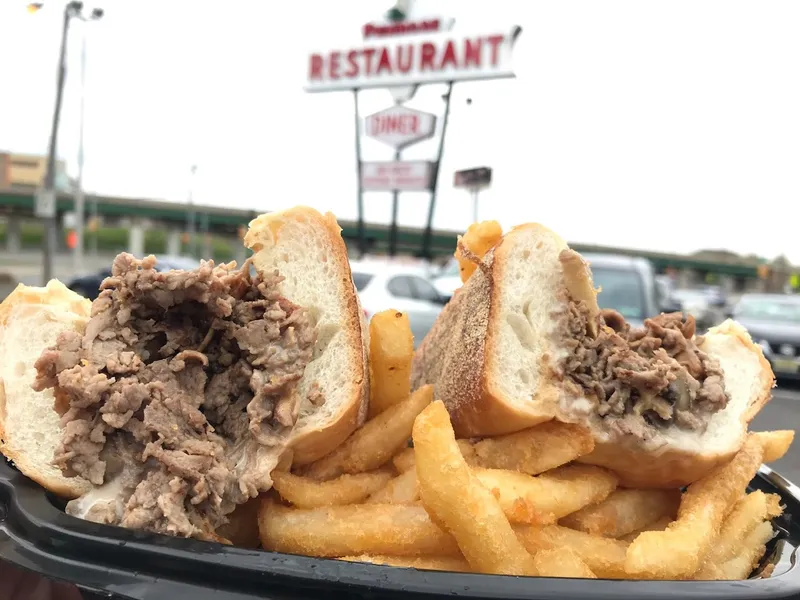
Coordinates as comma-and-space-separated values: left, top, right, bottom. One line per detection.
33, 253, 318, 538
560, 301, 730, 442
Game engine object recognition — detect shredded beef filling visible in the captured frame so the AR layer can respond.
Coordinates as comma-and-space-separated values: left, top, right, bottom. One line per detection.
560, 300, 729, 442
33, 253, 318, 538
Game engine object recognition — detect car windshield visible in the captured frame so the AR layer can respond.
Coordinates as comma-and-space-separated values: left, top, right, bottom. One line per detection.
591, 267, 645, 320
155, 256, 202, 271
736, 298, 800, 324
352, 272, 374, 291
438, 260, 460, 278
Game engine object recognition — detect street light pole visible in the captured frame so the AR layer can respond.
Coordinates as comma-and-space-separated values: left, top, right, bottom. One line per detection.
41, 2, 74, 285
39, 1, 102, 285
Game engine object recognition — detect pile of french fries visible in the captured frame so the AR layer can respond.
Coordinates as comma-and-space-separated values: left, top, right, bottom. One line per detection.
249, 308, 795, 581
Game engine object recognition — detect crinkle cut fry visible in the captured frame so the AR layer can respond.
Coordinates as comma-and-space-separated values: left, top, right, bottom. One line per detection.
624, 435, 764, 580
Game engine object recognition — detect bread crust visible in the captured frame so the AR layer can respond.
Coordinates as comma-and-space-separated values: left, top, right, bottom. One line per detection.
244, 206, 369, 465
0, 281, 92, 498
411, 232, 555, 438
711, 319, 774, 424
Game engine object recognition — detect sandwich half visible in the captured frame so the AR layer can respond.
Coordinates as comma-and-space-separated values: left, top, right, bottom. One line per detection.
0, 280, 93, 498
411, 223, 774, 488
0, 206, 368, 539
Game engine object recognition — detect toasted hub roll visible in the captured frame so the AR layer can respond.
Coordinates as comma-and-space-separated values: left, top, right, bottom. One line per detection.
245, 206, 369, 465
411, 223, 774, 488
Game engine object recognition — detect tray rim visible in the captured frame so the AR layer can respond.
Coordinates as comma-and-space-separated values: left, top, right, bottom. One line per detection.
1, 459, 800, 600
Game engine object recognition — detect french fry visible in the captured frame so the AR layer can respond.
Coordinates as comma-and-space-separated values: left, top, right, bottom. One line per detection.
515, 524, 629, 580
304, 385, 433, 480
472, 422, 595, 475
625, 434, 765, 580
753, 430, 795, 463
473, 465, 618, 525
413, 401, 537, 576
366, 468, 419, 505
560, 488, 681, 539
694, 490, 783, 579
272, 470, 393, 509
258, 498, 459, 558
711, 521, 775, 580
619, 515, 673, 543
391, 439, 478, 474
455, 220, 503, 283
392, 447, 416, 473
368, 310, 414, 418
533, 548, 597, 579
337, 554, 471, 572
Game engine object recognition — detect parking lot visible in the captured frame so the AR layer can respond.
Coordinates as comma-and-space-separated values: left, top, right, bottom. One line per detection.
753, 380, 800, 484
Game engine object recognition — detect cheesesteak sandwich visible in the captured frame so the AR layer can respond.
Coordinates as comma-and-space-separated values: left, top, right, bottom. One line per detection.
411, 223, 774, 489
0, 206, 369, 540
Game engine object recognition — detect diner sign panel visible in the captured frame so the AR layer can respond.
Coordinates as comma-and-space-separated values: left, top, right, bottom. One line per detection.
306, 26, 522, 93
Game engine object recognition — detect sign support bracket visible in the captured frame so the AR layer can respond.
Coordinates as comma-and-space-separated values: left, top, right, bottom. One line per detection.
421, 81, 454, 260
353, 88, 366, 258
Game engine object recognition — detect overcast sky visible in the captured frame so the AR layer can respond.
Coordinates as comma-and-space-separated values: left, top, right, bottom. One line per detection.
1, 0, 799, 261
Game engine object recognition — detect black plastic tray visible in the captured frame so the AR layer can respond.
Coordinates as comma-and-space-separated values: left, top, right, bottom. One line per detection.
2, 457, 800, 600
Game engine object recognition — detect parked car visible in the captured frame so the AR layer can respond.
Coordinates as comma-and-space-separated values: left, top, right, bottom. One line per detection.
699, 284, 728, 308
581, 253, 681, 328
350, 260, 448, 347
430, 258, 462, 301
671, 288, 714, 329
67, 255, 202, 300
729, 293, 800, 380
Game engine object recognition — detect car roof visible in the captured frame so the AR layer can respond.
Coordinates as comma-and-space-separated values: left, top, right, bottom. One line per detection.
349, 260, 429, 276
155, 255, 202, 270
739, 293, 800, 303
581, 253, 650, 270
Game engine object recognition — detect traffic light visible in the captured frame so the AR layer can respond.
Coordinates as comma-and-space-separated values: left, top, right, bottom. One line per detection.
26, 3, 43, 13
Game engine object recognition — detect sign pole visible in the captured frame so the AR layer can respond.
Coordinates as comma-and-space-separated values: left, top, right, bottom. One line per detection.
472, 188, 479, 223
389, 148, 401, 257
421, 81, 454, 260
353, 89, 366, 258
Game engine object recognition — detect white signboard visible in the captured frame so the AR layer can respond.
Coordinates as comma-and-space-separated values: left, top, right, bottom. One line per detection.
364, 105, 437, 150
306, 26, 522, 93
34, 188, 56, 218
361, 161, 433, 192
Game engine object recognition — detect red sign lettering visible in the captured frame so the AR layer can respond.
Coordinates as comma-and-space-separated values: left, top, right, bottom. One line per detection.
363, 19, 441, 39
307, 32, 516, 88
368, 114, 421, 136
